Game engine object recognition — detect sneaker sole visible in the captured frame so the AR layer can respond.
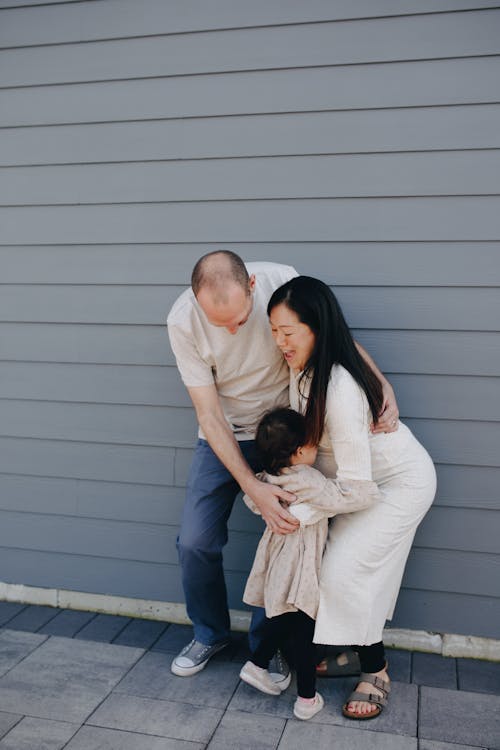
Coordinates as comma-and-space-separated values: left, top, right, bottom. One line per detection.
269, 671, 292, 691
170, 641, 229, 677
240, 667, 281, 695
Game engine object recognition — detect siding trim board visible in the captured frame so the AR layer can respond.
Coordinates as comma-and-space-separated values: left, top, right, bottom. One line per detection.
1, 1, 498, 641
1, 581, 499, 662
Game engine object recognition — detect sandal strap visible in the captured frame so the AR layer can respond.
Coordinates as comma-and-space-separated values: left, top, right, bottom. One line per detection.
359, 672, 391, 695
347, 690, 387, 708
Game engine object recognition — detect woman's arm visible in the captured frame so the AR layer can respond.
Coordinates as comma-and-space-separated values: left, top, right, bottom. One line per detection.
324, 366, 374, 482
266, 466, 380, 526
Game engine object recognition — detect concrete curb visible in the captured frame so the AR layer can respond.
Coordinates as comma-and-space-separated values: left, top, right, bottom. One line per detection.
1, 581, 499, 662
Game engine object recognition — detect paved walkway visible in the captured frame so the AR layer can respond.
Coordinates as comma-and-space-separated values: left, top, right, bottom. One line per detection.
0, 603, 499, 749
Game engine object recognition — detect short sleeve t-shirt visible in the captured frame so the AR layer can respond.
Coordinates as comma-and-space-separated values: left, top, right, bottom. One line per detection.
167, 261, 298, 440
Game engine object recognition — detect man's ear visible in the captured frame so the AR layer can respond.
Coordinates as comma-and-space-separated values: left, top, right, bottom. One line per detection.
248, 274, 256, 292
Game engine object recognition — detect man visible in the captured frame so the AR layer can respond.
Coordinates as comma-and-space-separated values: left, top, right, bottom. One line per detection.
167, 251, 398, 678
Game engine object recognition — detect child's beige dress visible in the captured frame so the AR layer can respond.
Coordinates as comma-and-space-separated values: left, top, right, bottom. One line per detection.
243, 466, 380, 619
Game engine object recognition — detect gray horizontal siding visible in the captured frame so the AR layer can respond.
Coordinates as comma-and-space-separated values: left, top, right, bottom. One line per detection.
2, 198, 500, 244
1, 364, 499, 422
2, 106, 500, 166
0, 285, 498, 330
0, 402, 497, 465
4, 151, 500, 204
2, 1, 499, 47
1, 325, 498, 375
1, 1, 498, 640
3, 57, 500, 127
2, 10, 500, 87
1, 243, 499, 285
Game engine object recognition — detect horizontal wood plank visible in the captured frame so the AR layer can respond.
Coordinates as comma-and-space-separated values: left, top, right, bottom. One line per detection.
3, 106, 500, 167
0, 284, 497, 330
1, 364, 498, 422
0, 437, 175, 484
0, 473, 185, 525
2, 197, 500, 244
2, 10, 500, 87
2, 1, 498, 47
1, 324, 497, 375
4, 150, 500, 206
1, 243, 499, 286
392, 588, 500, 639
2, 57, 500, 127
415, 507, 500, 554
0, 401, 497, 465
0, 400, 199, 448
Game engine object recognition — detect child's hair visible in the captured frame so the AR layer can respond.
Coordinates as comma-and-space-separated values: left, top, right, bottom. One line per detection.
255, 407, 307, 475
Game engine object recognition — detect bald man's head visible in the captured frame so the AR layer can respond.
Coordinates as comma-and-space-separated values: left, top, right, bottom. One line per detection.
191, 251, 255, 334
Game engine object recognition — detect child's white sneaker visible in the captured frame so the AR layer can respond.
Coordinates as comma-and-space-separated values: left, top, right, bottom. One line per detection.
293, 692, 324, 720
239, 661, 282, 695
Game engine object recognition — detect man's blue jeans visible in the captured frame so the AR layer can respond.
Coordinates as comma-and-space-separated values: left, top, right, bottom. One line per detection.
177, 438, 266, 647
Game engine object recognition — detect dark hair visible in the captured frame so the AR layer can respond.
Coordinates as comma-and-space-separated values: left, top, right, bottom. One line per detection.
267, 276, 383, 445
191, 250, 249, 297
255, 408, 307, 475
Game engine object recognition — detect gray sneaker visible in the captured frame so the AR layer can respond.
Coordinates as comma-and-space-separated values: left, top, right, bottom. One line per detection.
268, 649, 292, 690
171, 638, 229, 677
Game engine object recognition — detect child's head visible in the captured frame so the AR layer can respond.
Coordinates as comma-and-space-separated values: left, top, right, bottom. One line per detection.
255, 407, 318, 475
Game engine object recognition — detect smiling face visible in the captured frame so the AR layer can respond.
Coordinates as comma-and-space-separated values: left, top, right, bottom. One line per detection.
269, 303, 316, 373
196, 276, 255, 334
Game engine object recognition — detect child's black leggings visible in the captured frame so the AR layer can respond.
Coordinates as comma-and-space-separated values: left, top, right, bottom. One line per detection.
251, 610, 316, 698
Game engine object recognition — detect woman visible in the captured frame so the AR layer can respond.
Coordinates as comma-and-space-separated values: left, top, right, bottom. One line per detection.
267, 276, 436, 720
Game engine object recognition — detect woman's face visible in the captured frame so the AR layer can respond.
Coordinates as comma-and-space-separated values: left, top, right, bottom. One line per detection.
269, 303, 316, 373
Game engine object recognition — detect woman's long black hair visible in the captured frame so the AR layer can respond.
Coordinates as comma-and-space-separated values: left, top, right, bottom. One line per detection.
267, 276, 383, 445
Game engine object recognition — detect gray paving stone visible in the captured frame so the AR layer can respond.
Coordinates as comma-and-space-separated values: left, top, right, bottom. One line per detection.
115, 651, 241, 708
419, 740, 488, 750
65, 725, 203, 750
150, 623, 193, 653
457, 657, 500, 695
0, 630, 47, 677
228, 679, 296, 719
305, 678, 418, 737
0, 717, 78, 750
0, 636, 143, 723
419, 686, 500, 749
412, 652, 457, 689
113, 617, 168, 649
0, 714, 21, 742
38, 609, 96, 638
73, 613, 131, 642
207, 709, 286, 749
4, 606, 60, 633
278, 722, 418, 749
231, 677, 417, 737
0, 603, 27, 628
387, 648, 412, 683
88, 693, 223, 743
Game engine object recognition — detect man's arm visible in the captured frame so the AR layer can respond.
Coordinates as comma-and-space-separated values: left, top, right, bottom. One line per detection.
354, 341, 399, 433
187, 384, 299, 534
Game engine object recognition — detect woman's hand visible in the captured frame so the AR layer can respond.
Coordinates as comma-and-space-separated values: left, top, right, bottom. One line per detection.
246, 478, 299, 535
371, 380, 399, 434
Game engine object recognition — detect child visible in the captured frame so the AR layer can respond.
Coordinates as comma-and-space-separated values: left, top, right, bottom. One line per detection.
239, 407, 380, 720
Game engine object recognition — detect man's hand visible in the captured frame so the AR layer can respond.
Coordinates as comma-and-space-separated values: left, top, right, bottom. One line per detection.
246, 478, 299, 535
371, 380, 399, 434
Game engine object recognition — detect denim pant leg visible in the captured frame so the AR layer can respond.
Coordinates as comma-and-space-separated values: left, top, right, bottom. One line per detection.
177, 438, 259, 646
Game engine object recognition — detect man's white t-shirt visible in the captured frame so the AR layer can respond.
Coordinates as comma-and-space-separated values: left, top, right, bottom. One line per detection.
167, 262, 298, 440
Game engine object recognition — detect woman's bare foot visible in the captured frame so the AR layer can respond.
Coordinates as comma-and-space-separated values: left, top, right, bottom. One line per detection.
345, 665, 390, 717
